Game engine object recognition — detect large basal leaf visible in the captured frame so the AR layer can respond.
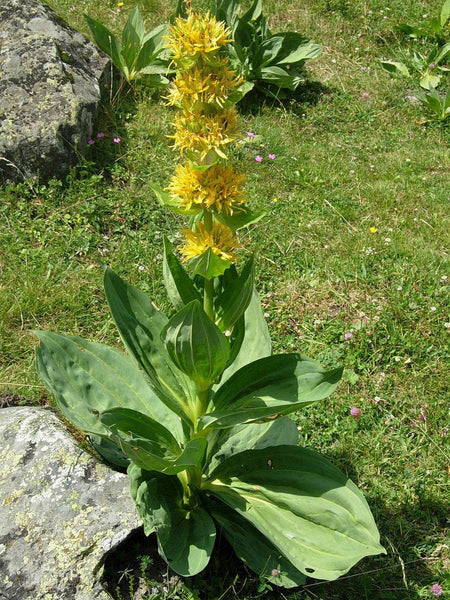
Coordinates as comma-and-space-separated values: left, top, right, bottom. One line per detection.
34, 331, 183, 442
206, 498, 306, 587
217, 290, 271, 386
128, 465, 216, 576
157, 503, 216, 576
163, 236, 202, 310
161, 300, 230, 390
201, 354, 342, 431
205, 416, 298, 476
103, 268, 195, 423
205, 445, 385, 581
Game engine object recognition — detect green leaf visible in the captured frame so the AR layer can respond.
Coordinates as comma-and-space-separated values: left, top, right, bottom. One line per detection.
420, 72, 441, 89
441, 0, 450, 27
205, 417, 298, 476
421, 91, 442, 115
163, 236, 202, 310
276, 37, 322, 65
259, 65, 297, 89
103, 268, 195, 423
218, 290, 271, 385
84, 15, 124, 73
206, 498, 306, 587
214, 207, 265, 231
215, 255, 254, 331
100, 408, 182, 472
161, 300, 231, 390
88, 434, 129, 468
380, 60, 411, 78
214, 352, 341, 410
188, 247, 232, 280
158, 504, 216, 576
432, 42, 450, 65
128, 466, 216, 576
121, 6, 145, 71
100, 408, 208, 474
149, 182, 201, 216
201, 353, 342, 431
34, 331, 183, 442
205, 445, 386, 581
134, 24, 169, 73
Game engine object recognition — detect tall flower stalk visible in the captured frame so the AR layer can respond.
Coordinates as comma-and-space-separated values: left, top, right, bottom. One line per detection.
164, 8, 249, 315
35, 4, 385, 589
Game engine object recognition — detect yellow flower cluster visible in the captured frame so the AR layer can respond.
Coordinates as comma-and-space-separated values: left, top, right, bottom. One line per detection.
168, 163, 246, 214
170, 108, 240, 160
165, 9, 247, 264
180, 222, 240, 263
166, 11, 232, 63
166, 59, 242, 110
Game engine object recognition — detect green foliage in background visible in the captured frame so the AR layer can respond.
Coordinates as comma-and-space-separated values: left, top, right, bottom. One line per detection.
85, 6, 171, 85
212, 0, 322, 94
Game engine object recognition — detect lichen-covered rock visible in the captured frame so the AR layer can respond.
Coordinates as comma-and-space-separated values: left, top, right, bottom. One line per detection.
0, 0, 109, 183
0, 407, 141, 600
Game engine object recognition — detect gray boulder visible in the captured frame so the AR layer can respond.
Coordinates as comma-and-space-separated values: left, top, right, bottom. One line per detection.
0, 407, 141, 600
0, 0, 110, 183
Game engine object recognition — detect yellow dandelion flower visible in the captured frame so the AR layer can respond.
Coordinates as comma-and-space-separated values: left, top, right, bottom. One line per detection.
369, 226, 378, 234
166, 11, 232, 64
168, 163, 246, 214
171, 107, 240, 159
179, 222, 240, 263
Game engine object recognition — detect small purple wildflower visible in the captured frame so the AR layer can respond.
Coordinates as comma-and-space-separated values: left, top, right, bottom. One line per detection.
255, 155, 263, 162
431, 583, 443, 597
361, 66, 367, 71
268, 153, 276, 160
429, 63, 435, 70
350, 407, 362, 419
246, 132, 256, 138
87, 139, 95, 145
96, 132, 105, 139
113, 137, 121, 143
419, 412, 428, 422
344, 332, 353, 340
363, 92, 370, 98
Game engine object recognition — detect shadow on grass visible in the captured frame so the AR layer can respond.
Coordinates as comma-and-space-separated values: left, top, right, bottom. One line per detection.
237, 79, 334, 117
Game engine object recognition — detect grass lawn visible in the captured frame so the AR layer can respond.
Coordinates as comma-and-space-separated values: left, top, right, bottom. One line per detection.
0, 0, 449, 598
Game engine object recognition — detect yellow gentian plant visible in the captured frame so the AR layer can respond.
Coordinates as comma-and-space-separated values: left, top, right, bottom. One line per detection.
35, 5, 385, 589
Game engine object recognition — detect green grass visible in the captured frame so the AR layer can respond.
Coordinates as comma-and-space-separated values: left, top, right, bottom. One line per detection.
1, 0, 449, 598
